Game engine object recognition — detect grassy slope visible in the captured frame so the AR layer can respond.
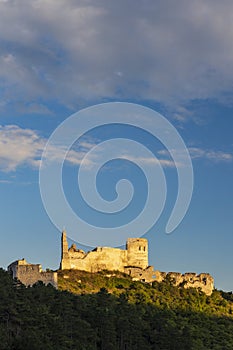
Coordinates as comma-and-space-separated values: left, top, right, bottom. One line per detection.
58, 269, 233, 317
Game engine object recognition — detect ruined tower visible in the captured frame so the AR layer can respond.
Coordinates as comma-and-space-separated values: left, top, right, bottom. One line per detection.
58, 232, 213, 294
60, 230, 71, 269
126, 238, 148, 269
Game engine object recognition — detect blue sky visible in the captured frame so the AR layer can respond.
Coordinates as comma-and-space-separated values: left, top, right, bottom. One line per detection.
0, 0, 233, 291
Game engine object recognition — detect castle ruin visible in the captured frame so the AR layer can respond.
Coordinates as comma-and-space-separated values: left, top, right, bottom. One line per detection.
7, 231, 214, 295
61, 230, 148, 272
60, 231, 214, 295
8, 259, 58, 288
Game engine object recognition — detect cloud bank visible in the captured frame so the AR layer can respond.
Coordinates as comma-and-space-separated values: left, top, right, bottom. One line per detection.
0, 0, 233, 111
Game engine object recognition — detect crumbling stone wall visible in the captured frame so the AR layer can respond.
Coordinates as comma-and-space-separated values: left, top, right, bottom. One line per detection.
60, 231, 148, 272
60, 231, 214, 295
123, 268, 214, 295
124, 266, 156, 283
158, 271, 214, 296
8, 259, 57, 288
70, 246, 128, 272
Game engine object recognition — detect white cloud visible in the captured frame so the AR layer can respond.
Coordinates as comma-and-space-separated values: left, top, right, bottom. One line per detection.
120, 154, 176, 168
188, 147, 233, 162
158, 147, 233, 163
0, 125, 45, 171
0, 124, 231, 173
22, 103, 54, 115
0, 179, 11, 184
0, 124, 177, 173
0, 125, 98, 172
0, 0, 233, 112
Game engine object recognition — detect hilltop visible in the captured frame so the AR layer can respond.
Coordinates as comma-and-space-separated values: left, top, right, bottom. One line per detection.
1, 267, 233, 349
58, 269, 232, 317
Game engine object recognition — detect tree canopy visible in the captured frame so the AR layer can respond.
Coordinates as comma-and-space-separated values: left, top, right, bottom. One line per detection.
0, 268, 233, 349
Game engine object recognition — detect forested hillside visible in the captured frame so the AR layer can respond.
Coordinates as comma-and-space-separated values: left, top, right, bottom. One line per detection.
1, 268, 233, 349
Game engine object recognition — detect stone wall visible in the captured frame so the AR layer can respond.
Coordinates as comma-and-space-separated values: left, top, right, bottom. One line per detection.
124, 266, 156, 283
69, 246, 128, 272
157, 271, 214, 296
123, 268, 214, 295
60, 231, 214, 295
8, 259, 57, 288
60, 231, 148, 272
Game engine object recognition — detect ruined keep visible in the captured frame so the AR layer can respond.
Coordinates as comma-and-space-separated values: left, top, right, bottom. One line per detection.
60, 230, 214, 295
60, 230, 148, 272
8, 259, 57, 288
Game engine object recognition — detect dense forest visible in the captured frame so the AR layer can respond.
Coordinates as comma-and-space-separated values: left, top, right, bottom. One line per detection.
1, 268, 233, 349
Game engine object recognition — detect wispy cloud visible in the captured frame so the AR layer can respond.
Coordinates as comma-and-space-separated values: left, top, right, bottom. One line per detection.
0, 125, 98, 172
188, 147, 233, 163
120, 154, 176, 168
172, 106, 205, 125
19, 103, 54, 115
158, 147, 233, 163
0, 125, 232, 173
0, 125, 177, 173
0, 125, 45, 172
0, 179, 12, 184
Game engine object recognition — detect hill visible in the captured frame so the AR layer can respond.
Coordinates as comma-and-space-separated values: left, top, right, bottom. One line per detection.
1, 268, 233, 349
